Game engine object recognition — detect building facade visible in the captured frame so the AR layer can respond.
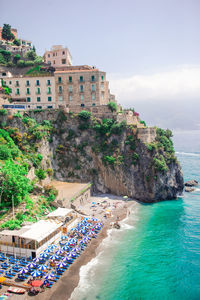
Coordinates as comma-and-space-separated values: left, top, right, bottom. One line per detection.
3, 75, 56, 110
44, 45, 72, 68
54, 65, 111, 108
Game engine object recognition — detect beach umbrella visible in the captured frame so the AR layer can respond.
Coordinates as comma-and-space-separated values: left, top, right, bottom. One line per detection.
55, 249, 64, 255
61, 235, 68, 240
44, 273, 55, 280
49, 244, 57, 249
69, 238, 77, 244
79, 229, 86, 234
31, 270, 41, 278
40, 253, 49, 259
73, 247, 80, 253
44, 248, 52, 253
57, 261, 67, 268
92, 218, 98, 221
27, 263, 36, 269
33, 257, 42, 263
62, 256, 73, 262
68, 252, 76, 258
18, 267, 29, 274
38, 264, 47, 271
49, 255, 59, 261
62, 245, 70, 252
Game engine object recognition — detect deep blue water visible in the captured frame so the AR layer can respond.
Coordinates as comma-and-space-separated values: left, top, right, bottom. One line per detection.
71, 130, 200, 300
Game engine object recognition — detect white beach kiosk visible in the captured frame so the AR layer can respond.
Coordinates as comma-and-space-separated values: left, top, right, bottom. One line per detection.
0, 219, 62, 259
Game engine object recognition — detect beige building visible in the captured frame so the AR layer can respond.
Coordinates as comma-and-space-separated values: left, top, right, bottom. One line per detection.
44, 45, 72, 68
2, 75, 56, 110
54, 65, 112, 108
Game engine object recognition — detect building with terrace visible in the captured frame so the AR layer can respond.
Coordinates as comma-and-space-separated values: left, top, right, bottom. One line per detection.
44, 45, 72, 68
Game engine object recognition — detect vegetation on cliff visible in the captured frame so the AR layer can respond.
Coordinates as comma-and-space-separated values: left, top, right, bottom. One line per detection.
0, 109, 183, 225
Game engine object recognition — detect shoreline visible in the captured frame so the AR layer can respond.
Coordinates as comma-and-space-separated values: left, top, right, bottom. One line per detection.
35, 201, 132, 300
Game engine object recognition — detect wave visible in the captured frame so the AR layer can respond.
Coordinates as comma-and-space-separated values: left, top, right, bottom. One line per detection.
176, 151, 200, 157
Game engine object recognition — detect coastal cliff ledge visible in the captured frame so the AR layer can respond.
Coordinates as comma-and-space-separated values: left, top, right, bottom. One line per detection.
0, 109, 184, 203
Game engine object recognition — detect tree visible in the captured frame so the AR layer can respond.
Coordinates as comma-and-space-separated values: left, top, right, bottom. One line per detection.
13, 39, 21, 46
25, 50, 37, 61
1, 24, 15, 41
107, 101, 117, 112
32, 45, 36, 52
34, 56, 43, 65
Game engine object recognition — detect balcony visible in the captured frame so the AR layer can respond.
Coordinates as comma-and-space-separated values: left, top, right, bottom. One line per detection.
26, 93, 31, 95
26, 84, 30, 87
47, 91, 52, 95
36, 92, 41, 95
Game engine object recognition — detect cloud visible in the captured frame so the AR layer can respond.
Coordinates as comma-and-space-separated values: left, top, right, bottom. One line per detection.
108, 65, 200, 104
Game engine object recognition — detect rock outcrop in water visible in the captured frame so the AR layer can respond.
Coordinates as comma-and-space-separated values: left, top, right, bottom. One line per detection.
0, 109, 184, 203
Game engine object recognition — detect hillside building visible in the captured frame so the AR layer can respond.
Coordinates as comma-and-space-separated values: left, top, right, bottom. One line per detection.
2, 75, 56, 110
54, 65, 114, 108
44, 45, 72, 68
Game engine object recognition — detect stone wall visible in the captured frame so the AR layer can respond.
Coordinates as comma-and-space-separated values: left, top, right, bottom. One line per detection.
137, 127, 157, 143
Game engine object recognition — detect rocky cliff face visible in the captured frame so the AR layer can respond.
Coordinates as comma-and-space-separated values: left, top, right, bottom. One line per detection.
0, 109, 184, 203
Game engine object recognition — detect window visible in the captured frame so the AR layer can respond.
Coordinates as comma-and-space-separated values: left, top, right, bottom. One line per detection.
92, 103, 96, 106
47, 80, 51, 85
53, 53, 55, 57
53, 60, 55, 64
101, 83, 104, 90
47, 87, 51, 94
36, 88, 40, 94
58, 96, 63, 102
36, 80, 40, 86
9, 81, 12, 85
92, 94, 95, 101
101, 75, 104, 81
16, 81, 19, 87
37, 106, 42, 109
47, 106, 53, 108
81, 103, 85, 107
10, 88, 12, 93
37, 97, 41, 102
101, 92, 104, 100
69, 95, 72, 101
81, 94, 84, 101
91, 75, 95, 82
26, 88, 30, 95
80, 85, 84, 92
16, 88, 20, 95
48, 96, 52, 102
27, 97, 31, 102
62, 59, 66, 64
69, 76, 72, 83
26, 80, 30, 86
80, 76, 83, 82
62, 51, 65, 55
2, 72, 6, 76
91, 84, 95, 91
69, 85, 73, 92
58, 86, 62, 94
48, 54, 50, 58
58, 77, 62, 83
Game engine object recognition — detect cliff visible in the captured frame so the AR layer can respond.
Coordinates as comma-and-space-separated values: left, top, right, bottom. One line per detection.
0, 109, 184, 203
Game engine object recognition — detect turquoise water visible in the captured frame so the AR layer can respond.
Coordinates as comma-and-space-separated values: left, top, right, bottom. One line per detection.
71, 131, 200, 300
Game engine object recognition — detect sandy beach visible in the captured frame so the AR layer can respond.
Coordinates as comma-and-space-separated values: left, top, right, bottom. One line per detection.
0, 195, 135, 300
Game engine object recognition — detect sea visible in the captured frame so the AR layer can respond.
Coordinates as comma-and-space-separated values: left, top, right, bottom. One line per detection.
71, 130, 200, 300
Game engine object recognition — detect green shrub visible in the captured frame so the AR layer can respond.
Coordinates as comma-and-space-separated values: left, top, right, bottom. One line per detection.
103, 155, 116, 165
0, 109, 8, 115
35, 168, 46, 180
154, 156, 169, 172
0, 53, 6, 65
107, 102, 117, 112
13, 112, 22, 118
140, 120, 146, 127
78, 110, 91, 120
24, 60, 34, 67
0, 145, 12, 160
132, 152, 139, 165
13, 39, 21, 46
46, 168, 53, 176
0, 49, 11, 62
17, 59, 25, 67
13, 54, 21, 64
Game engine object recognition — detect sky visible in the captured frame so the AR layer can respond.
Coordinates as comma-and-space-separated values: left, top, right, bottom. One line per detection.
1, 0, 200, 130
